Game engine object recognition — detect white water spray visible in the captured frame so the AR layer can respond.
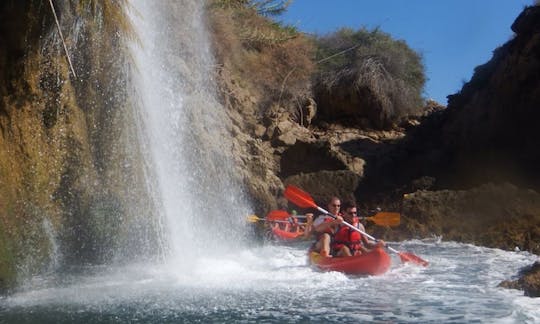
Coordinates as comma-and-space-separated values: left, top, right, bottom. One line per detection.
42, 218, 61, 272
128, 0, 251, 267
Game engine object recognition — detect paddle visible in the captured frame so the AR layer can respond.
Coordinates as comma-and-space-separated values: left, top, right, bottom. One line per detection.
247, 214, 264, 223
264, 210, 399, 227
246, 210, 291, 223
365, 212, 400, 227
283, 185, 428, 266
246, 214, 307, 225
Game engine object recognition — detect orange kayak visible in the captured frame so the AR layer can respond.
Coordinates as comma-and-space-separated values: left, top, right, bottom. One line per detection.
271, 226, 305, 241
309, 246, 391, 276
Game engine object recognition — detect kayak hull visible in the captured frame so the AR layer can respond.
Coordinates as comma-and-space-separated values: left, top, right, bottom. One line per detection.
309, 246, 391, 276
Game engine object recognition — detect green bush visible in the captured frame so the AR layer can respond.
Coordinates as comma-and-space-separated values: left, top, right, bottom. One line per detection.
212, 0, 291, 16
313, 27, 426, 128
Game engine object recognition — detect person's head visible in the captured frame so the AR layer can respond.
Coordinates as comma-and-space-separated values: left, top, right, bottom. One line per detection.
342, 201, 357, 222
327, 196, 341, 215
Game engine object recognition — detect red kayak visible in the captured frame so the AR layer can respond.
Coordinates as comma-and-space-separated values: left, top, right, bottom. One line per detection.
271, 226, 305, 241
309, 246, 391, 276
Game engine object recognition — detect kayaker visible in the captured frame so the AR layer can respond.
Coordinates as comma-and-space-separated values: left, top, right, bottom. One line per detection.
311, 196, 343, 257
332, 201, 385, 256
288, 210, 301, 233
302, 213, 314, 239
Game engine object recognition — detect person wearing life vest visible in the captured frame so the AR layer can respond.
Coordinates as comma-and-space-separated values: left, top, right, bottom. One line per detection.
302, 212, 314, 239
333, 201, 385, 256
311, 196, 343, 257
288, 210, 300, 233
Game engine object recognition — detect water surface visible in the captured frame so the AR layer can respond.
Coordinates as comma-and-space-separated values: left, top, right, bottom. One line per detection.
1, 240, 538, 323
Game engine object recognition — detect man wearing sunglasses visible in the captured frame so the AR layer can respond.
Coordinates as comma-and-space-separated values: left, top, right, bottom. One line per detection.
332, 201, 385, 256
310, 196, 344, 257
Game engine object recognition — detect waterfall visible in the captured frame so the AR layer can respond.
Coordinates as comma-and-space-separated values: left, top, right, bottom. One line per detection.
127, 0, 251, 266
42, 218, 61, 272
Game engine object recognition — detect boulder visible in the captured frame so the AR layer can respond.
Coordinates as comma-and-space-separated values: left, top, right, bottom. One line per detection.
511, 6, 540, 34
283, 170, 361, 206
499, 261, 540, 297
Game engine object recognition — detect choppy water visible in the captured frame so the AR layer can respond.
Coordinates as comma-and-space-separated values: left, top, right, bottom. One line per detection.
1, 240, 538, 323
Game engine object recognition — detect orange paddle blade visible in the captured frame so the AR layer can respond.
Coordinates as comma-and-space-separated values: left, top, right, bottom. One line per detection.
266, 210, 290, 221
366, 212, 400, 226
399, 252, 429, 267
284, 185, 318, 209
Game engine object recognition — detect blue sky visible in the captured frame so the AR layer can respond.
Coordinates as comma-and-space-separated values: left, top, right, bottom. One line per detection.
278, 0, 534, 104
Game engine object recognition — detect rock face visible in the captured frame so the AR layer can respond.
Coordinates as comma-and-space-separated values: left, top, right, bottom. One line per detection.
0, 0, 539, 296
399, 184, 540, 254
207, 3, 540, 222
499, 262, 540, 297
0, 1, 158, 290
442, 5, 540, 188
353, 4, 540, 227
208, 3, 540, 296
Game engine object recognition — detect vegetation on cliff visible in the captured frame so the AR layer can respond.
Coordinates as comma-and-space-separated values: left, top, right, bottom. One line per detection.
313, 27, 426, 129
207, 0, 429, 215
208, 2, 540, 296
0, 0, 538, 298
0, 0, 155, 291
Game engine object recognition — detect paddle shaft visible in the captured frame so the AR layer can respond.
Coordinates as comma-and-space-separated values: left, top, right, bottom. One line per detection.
249, 217, 306, 225
270, 219, 307, 224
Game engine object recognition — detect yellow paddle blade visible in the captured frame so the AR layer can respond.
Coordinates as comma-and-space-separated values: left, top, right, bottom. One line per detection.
365, 212, 400, 226
246, 215, 263, 223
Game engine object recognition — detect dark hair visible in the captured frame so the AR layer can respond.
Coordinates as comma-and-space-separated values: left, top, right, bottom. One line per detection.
341, 200, 357, 211
327, 196, 340, 204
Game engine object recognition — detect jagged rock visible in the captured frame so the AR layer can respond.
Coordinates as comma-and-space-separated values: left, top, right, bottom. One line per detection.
511, 6, 540, 34
254, 124, 266, 137
499, 261, 540, 297
399, 183, 540, 253
274, 132, 297, 146
209, 4, 540, 295
301, 97, 317, 127
284, 170, 361, 205
280, 140, 347, 178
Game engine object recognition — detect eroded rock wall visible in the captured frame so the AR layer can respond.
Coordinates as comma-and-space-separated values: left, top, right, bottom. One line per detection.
0, 1, 155, 291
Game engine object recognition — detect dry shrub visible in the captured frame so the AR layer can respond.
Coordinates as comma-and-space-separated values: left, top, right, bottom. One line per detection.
208, 1, 315, 122
314, 27, 426, 129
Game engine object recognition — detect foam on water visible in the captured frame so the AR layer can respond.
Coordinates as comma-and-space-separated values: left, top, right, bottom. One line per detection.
2, 241, 539, 323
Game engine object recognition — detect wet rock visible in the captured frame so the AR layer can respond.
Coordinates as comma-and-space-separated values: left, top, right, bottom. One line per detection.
499, 261, 540, 297
399, 183, 540, 253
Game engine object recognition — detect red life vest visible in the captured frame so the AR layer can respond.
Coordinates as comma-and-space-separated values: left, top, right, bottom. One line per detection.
331, 217, 363, 254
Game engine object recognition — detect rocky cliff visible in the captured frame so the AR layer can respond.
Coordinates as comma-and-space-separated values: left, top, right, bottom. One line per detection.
359, 5, 540, 251
208, 3, 540, 295
209, 2, 540, 252
0, 1, 539, 296
0, 1, 158, 291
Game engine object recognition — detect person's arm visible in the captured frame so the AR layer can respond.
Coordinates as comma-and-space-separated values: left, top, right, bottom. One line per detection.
302, 213, 314, 238
359, 223, 385, 248
313, 216, 342, 233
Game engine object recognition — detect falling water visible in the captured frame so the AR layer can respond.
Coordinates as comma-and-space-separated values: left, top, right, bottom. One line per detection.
41, 218, 61, 272
2, 3, 540, 322
127, 0, 251, 266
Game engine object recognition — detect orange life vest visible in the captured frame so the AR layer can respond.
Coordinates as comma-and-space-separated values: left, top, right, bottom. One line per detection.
331, 217, 363, 254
